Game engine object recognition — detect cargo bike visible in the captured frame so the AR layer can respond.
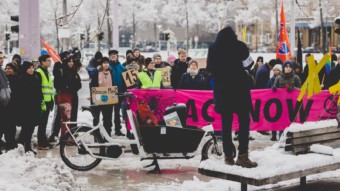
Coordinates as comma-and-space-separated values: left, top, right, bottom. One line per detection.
59, 92, 223, 173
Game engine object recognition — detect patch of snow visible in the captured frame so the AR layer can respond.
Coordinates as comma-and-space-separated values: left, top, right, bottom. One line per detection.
199, 146, 337, 179
285, 120, 338, 133
310, 144, 334, 156
0, 145, 80, 191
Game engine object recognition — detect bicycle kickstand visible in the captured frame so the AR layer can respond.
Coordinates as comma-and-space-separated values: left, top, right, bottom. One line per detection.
144, 154, 161, 174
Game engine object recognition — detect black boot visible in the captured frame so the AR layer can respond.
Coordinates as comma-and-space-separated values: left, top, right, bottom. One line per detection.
115, 130, 125, 136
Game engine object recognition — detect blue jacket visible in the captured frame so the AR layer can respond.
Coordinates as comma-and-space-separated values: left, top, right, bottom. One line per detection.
109, 61, 126, 92
255, 64, 271, 89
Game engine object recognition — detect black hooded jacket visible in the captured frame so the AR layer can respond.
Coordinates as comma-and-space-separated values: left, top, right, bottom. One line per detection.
207, 27, 252, 113
54, 61, 81, 94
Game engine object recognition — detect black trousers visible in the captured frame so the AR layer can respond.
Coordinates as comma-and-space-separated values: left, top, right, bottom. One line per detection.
51, 95, 61, 137
98, 105, 114, 136
38, 101, 53, 145
113, 98, 123, 131
221, 107, 250, 157
18, 124, 35, 151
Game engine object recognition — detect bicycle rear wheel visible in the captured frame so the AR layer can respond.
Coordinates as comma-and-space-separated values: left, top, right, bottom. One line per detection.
60, 126, 105, 171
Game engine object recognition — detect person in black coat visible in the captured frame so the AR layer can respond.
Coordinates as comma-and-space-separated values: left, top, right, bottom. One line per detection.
170, 49, 191, 89
2, 63, 19, 150
255, 59, 277, 89
17, 61, 42, 154
54, 56, 82, 137
207, 19, 257, 168
325, 55, 340, 89
178, 59, 206, 90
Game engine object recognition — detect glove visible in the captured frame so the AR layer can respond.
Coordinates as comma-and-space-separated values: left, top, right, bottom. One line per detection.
272, 87, 277, 91
287, 87, 293, 92
41, 101, 47, 112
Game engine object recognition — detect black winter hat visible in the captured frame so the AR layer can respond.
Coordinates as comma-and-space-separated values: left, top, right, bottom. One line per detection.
6, 62, 18, 74
126, 50, 133, 57
101, 57, 110, 64
22, 61, 33, 72
256, 56, 263, 63
108, 50, 118, 55
268, 59, 277, 67
145, 57, 153, 67
12, 54, 22, 65
283, 60, 293, 69
95, 51, 103, 60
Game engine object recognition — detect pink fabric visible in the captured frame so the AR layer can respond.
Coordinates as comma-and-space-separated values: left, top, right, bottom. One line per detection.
128, 89, 337, 131
58, 91, 73, 136
98, 71, 112, 87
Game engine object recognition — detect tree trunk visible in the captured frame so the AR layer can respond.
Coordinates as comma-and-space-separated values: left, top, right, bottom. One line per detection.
107, 0, 112, 48
132, 12, 136, 48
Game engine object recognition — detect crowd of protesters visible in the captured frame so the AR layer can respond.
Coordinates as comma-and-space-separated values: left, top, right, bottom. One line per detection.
1, 44, 340, 156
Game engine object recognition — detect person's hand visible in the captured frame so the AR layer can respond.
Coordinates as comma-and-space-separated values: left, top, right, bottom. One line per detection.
272, 87, 277, 91
41, 102, 47, 112
287, 87, 293, 92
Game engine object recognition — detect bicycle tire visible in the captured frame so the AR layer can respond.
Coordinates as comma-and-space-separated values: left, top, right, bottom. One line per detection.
60, 126, 105, 171
201, 138, 226, 161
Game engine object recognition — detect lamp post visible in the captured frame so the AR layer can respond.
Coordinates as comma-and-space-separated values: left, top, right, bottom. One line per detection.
157, 24, 162, 51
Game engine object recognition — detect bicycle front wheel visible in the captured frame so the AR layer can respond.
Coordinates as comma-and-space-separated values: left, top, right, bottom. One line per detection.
60, 126, 105, 171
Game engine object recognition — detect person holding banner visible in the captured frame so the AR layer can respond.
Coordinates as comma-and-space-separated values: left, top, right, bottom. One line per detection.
109, 50, 126, 136
153, 53, 170, 69
207, 19, 257, 168
90, 57, 115, 136
178, 59, 206, 90
137, 58, 163, 89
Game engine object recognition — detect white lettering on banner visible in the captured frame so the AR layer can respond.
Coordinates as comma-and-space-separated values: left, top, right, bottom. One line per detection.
242, 55, 253, 67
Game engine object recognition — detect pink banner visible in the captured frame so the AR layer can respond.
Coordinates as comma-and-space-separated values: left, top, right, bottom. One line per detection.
129, 89, 337, 131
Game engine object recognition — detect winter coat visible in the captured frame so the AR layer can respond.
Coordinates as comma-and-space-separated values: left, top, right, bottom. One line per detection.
255, 64, 271, 89
206, 27, 252, 113
178, 73, 206, 90
273, 71, 301, 90
54, 64, 82, 94
170, 58, 191, 89
86, 58, 99, 80
109, 61, 126, 93
267, 76, 277, 88
90, 70, 115, 88
5, 75, 20, 120
325, 64, 340, 89
17, 72, 42, 126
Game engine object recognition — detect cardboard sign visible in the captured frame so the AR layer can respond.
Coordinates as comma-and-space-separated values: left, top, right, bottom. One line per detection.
91, 86, 118, 105
156, 68, 171, 87
122, 69, 139, 87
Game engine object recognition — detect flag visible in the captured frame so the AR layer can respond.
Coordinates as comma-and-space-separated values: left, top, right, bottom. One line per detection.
40, 39, 61, 63
242, 26, 247, 43
297, 54, 330, 101
297, 29, 303, 66
329, 80, 340, 104
276, 1, 291, 62
325, 41, 332, 74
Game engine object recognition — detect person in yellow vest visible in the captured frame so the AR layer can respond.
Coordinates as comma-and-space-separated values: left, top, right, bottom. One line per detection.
35, 54, 54, 150
137, 57, 163, 89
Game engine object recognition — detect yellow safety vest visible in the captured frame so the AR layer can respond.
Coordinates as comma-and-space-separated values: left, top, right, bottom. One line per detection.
138, 70, 162, 89
36, 68, 54, 102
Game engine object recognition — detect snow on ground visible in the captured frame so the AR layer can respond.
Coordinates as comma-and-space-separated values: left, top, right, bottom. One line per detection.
0, 145, 80, 191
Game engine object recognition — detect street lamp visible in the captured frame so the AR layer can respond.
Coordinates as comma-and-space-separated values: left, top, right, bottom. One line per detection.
157, 24, 162, 51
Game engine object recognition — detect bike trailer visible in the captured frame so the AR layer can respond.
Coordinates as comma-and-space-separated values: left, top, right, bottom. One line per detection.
139, 125, 205, 153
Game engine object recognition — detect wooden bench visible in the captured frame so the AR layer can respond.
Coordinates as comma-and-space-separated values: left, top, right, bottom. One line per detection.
285, 126, 340, 154
199, 162, 340, 191
199, 125, 340, 191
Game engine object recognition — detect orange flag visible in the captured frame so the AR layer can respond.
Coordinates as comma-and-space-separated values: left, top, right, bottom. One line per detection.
40, 39, 61, 63
276, 1, 291, 62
